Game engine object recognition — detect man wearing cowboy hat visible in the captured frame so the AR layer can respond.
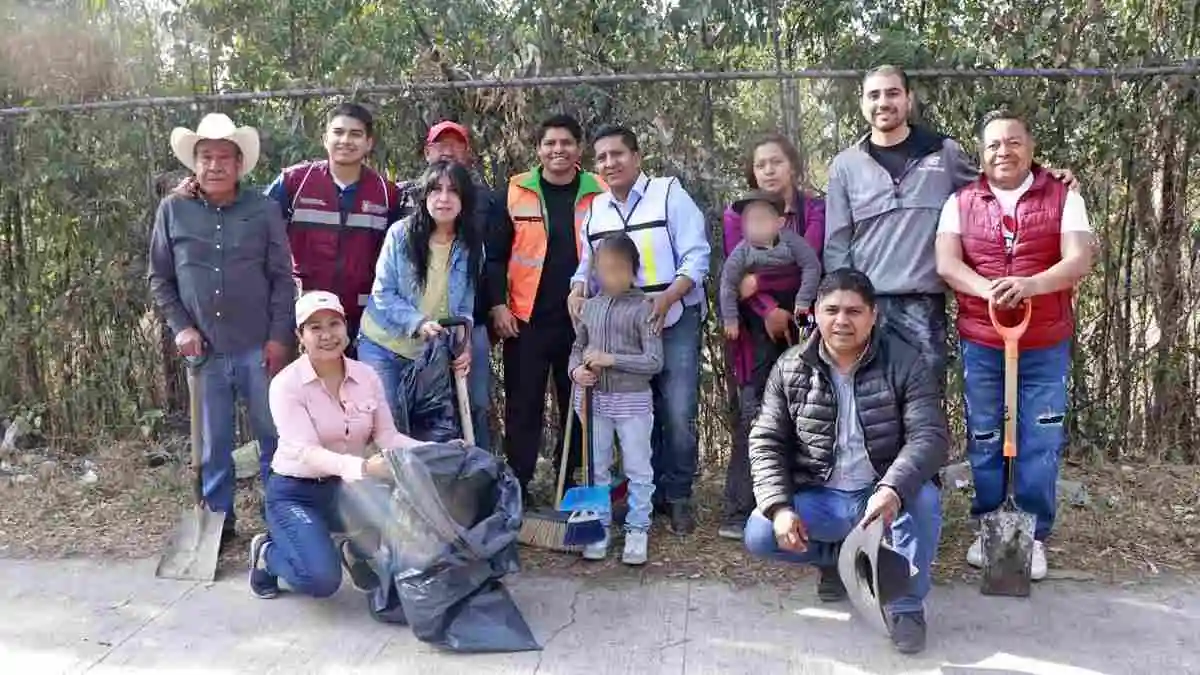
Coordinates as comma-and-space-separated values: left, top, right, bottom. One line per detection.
148, 112, 296, 545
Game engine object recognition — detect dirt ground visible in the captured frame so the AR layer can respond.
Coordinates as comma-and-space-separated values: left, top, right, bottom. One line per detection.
1, 438, 1198, 588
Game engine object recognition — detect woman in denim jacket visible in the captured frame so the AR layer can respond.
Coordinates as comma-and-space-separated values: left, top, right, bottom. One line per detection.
358, 160, 483, 439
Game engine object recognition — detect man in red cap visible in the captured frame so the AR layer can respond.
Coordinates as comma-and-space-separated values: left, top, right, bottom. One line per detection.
397, 120, 505, 453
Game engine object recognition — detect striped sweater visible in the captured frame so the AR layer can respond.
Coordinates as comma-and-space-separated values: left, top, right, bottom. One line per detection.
568, 289, 663, 393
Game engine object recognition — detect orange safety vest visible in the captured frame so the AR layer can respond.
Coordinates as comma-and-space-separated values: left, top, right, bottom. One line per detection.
505, 167, 606, 321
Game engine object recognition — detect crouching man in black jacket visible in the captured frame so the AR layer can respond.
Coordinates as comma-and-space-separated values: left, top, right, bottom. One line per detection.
743, 268, 948, 655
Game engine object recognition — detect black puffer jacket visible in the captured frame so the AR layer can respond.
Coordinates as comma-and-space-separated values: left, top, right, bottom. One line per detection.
748, 329, 948, 515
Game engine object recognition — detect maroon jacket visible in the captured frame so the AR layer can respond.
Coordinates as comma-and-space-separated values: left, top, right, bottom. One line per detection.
955, 168, 1073, 350
280, 161, 399, 332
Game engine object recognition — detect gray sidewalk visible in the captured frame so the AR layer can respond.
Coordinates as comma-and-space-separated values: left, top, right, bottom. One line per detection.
0, 558, 1196, 674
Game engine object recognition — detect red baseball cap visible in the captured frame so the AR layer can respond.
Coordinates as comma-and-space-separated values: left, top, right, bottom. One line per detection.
426, 121, 469, 144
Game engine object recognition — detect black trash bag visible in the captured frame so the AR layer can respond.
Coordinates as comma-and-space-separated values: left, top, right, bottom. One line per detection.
374, 441, 538, 653
392, 336, 459, 443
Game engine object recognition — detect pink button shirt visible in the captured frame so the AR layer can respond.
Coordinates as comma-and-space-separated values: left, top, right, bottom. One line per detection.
269, 355, 416, 481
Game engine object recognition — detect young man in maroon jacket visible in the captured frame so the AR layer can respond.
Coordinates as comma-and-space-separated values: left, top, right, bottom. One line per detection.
935, 109, 1095, 581
266, 103, 401, 353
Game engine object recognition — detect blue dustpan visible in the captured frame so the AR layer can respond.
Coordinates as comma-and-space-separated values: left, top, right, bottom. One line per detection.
559, 383, 611, 514
559, 485, 610, 512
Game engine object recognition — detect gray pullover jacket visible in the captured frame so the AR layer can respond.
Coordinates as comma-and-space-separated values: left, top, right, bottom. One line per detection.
823, 126, 978, 295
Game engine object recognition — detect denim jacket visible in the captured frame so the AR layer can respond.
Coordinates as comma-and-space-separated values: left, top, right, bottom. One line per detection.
360, 217, 476, 340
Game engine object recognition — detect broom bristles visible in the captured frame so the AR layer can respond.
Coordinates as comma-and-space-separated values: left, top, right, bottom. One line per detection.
518, 511, 581, 552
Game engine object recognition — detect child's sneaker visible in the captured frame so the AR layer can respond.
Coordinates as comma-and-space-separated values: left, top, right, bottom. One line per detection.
622, 530, 648, 566
248, 533, 279, 599
582, 528, 609, 561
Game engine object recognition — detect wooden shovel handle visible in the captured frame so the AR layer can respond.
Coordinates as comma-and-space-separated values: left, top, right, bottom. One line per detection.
989, 300, 1032, 459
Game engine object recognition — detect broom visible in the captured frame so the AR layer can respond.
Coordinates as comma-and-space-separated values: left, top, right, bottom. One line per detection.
560, 383, 608, 546
516, 400, 582, 552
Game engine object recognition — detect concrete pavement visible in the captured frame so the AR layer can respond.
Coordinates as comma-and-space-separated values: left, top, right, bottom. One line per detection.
0, 558, 1197, 674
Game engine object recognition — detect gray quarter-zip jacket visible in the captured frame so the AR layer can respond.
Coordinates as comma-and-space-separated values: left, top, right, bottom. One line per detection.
823, 126, 979, 295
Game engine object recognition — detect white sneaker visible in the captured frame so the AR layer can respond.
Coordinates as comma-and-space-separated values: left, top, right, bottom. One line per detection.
966, 535, 984, 568
622, 530, 648, 566
582, 529, 609, 561
1031, 540, 1048, 581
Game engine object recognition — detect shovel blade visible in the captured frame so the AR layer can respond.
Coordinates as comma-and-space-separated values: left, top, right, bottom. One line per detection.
980, 504, 1036, 597
155, 504, 225, 582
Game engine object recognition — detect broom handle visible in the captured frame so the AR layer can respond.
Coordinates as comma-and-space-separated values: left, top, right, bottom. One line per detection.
581, 383, 592, 488
555, 396, 575, 506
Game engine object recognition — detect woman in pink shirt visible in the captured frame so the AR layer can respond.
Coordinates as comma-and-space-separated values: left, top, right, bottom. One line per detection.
249, 290, 423, 601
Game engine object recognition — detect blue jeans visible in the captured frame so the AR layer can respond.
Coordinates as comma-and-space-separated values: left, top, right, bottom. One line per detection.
357, 337, 416, 430
197, 348, 278, 523
357, 336, 457, 443
591, 412, 655, 532
743, 482, 942, 616
650, 304, 701, 503
263, 474, 389, 598
962, 338, 1070, 541
467, 323, 493, 453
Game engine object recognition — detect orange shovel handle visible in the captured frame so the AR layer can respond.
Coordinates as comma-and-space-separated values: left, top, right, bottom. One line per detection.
989, 300, 1032, 459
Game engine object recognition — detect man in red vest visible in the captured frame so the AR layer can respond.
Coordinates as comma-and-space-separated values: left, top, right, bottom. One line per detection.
266, 103, 401, 351
935, 109, 1095, 581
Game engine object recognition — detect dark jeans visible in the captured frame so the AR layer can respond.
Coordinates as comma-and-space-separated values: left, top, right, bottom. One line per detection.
467, 322, 493, 453
262, 473, 387, 598
723, 320, 806, 521
196, 348, 278, 527
744, 483, 941, 616
875, 294, 949, 386
722, 384, 759, 522
650, 304, 702, 504
502, 315, 581, 492
962, 338, 1070, 540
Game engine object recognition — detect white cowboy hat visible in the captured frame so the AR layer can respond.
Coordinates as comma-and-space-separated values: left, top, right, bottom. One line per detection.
169, 113, 260, 178
837, 517, 917, 636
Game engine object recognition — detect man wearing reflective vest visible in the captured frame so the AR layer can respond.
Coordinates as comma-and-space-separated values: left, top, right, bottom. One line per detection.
487, 114, 606, 502
935, 109, 1094, 581
265, 103, 401, 350
569, 124, 711, 535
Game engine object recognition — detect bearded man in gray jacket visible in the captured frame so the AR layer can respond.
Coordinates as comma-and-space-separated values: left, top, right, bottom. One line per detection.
825, 65, 1076, 383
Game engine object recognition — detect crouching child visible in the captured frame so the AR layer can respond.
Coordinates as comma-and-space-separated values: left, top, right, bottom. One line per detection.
568, 233, 663, 565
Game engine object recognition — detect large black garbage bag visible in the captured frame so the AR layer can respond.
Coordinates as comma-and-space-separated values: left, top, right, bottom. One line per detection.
392, 337, 459, 443
371, 441, 538, 653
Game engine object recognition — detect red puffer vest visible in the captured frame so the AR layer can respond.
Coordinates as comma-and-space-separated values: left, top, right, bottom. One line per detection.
955, 168, 1073, 350
282, 161, 397, 332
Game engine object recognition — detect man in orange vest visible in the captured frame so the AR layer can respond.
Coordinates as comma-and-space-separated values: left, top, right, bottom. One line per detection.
487, 114, 606, 502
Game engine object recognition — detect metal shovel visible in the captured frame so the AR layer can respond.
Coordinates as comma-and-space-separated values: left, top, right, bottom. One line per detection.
980, 299, 1037, 597
156, 355, 224, 581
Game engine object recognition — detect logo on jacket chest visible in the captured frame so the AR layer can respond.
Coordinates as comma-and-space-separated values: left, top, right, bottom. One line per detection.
360, 200, 387, 215
917, 155, 944, 172
298, 197, 328, 207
